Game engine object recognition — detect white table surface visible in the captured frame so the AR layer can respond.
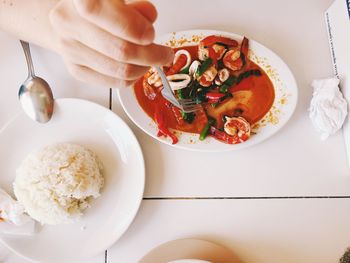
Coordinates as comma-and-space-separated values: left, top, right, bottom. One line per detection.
1, 0, 350, 262
112, 0, 350, 198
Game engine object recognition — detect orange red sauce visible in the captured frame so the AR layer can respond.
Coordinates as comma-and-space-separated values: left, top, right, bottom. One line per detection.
134, 45, 275, 135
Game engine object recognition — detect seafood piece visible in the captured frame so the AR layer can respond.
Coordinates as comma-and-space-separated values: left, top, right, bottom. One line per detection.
189, 60, 201, 77
200, 35, 238, 47
147, 70, 162, 88
198, 44, 209, 61
224, 116, 251, 141
215, 68, 230, 85
218, 68, 230, 82
173, 49, 191, 71
198, 65, 217, 87
223, 48, 242, 71
198, 35, 237, 62
167, 74, 191, 91
212, 44, 227, 60
223, 37, 249, 72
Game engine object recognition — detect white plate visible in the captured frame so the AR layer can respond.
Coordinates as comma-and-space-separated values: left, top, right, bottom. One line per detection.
0, 98, 145, 263
139, 238, 241, 263
118, 29, 298, 151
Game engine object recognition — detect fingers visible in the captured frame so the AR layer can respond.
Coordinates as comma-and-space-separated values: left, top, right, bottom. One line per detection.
66, 62, 134, 88
60, 39, 149, 80
50, 0, 173, 66
127, 1, 157, 23
73, 0, 154, 45
49, 0, 174, 88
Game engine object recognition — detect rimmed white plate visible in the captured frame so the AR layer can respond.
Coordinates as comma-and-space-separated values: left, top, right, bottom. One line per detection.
0, 98, 145, 263
139, 238, 241, 263
118, 29, 298, 152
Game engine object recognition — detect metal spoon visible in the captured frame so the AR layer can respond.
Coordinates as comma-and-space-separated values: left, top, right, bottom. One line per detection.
18, 40, 54, 123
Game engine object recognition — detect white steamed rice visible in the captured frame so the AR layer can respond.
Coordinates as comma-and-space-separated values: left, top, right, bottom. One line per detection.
13, 143, 104, 225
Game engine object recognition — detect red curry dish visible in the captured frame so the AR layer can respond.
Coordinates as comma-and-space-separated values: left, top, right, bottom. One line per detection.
134, 35, 275, 144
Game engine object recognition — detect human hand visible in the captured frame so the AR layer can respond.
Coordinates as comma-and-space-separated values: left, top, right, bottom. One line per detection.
49, 0, 174, 88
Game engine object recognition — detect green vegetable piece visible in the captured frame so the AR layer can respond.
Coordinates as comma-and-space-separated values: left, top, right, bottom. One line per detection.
196, 58, 212, 77
253, 69, 262, 76
178, 89, 185, 99
211, 102, 219, 108
243, 71, 251, 78
224, 75, 236, 86
199, 118, 215, 141
181, 111, 195, 124
237, 70, 257, 84
218, 92, 233, 103
194, 88, 208, 104
219, 84, 229, 93
179, 66, 190, 74
217, 60, 225, 69
208, 116, 217, 123
199, 123, 211, 141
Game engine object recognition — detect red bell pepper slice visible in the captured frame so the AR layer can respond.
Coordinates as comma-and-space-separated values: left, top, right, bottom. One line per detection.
154, 105, 178, 144
205, 93, 226, 100
200, 35, 238, 47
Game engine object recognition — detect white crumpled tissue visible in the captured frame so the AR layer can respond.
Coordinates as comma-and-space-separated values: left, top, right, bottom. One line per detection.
0, 188, 36, 235
309, 78, 348, 140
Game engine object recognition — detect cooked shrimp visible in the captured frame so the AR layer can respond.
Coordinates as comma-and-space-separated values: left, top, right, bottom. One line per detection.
218, 68, 230, 82
215, 68, 230, 85
223, 48, 242, 71
198, 65, 217, 87
198, 43, 209, 61
212, 44, 227, 60
224, 116, 251, 141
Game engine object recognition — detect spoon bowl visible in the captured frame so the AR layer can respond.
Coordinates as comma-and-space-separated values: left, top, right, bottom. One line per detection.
18, 77, 54, 123
19, 41, 54, 123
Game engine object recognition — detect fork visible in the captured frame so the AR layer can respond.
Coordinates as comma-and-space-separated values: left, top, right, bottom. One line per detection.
154, 66, 201, 113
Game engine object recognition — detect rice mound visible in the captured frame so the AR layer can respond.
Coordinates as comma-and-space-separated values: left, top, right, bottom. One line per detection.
13, 143, 104, 225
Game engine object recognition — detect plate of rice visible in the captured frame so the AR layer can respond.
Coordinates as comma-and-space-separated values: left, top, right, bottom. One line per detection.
0, 98, 145, 262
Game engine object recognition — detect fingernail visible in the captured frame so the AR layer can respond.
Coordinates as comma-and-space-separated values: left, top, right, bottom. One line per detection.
142, 26, 155, 44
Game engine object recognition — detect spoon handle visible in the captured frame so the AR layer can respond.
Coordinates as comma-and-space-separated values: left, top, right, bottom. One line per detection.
20, 40, 35, 78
